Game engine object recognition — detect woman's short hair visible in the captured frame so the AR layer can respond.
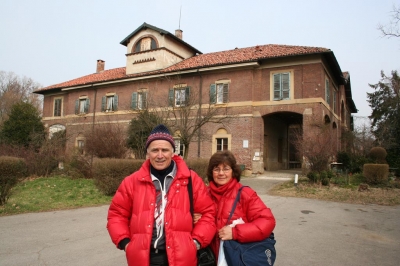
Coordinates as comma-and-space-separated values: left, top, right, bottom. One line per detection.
207, 150, 242, 182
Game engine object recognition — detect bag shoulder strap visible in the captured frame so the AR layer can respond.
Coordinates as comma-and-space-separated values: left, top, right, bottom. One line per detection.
226, 185, 248, 225
187, 169, 194, 218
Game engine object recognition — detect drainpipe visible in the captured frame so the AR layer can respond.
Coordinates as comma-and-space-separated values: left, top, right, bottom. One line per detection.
197, 70, 202, 158
90, 86, 97, 173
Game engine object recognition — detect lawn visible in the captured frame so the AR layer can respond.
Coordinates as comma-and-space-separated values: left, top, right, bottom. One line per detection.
0, 176, 112, 216
269, 176, 400, 206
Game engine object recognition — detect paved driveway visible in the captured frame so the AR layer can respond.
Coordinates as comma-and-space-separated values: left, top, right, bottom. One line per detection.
1, 171, 399, 265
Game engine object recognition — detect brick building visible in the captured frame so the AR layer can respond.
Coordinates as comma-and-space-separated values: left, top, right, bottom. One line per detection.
34, 22, 357, 173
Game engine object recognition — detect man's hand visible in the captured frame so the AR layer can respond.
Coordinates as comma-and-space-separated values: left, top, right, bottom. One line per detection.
124, 243, 129, 252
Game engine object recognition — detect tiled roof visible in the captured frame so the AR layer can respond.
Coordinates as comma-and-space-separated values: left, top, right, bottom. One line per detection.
35, 44, 331, 93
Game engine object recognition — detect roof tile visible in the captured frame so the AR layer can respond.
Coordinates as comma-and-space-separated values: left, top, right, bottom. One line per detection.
35, 44, 330, 92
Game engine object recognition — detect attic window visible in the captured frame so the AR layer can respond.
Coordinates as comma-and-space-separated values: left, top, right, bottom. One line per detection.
135, 37, 157, 52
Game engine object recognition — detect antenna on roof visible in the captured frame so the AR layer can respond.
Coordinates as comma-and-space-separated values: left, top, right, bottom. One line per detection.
179, 5, 182, 29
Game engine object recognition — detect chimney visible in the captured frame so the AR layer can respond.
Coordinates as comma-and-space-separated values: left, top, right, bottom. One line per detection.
96, 59, 105, 73
175, 29, 183, 40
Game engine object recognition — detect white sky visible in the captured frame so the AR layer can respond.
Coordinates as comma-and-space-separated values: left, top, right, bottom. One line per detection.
1, 0, 399, 118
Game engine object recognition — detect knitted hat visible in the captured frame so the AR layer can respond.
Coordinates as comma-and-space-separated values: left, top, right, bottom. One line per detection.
146, 124, 175, 152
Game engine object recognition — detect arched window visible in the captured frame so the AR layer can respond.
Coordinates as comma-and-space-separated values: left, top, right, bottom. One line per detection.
324, 114, 331, 124
212, 128, 231, 154
134, 37, 157, 52
49, 124, 66, 139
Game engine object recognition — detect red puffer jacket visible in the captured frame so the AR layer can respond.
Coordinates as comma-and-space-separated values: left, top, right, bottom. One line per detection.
107, 155, 216, 266
210, 179, 276, 261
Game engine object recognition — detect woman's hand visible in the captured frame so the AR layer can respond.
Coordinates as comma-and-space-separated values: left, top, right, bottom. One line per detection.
218, 226, 233, 240
193, 213, 202, 224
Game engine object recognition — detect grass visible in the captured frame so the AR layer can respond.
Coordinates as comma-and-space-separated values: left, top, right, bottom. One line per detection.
0, 176, 112, 216
2, 173, 399, 216
269, 175, 400, 206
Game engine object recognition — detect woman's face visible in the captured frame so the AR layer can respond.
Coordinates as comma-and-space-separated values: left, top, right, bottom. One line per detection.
212, 163, 233, 187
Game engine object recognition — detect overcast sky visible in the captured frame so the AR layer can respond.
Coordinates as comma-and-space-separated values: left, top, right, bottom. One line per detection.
1, 0, 399, 118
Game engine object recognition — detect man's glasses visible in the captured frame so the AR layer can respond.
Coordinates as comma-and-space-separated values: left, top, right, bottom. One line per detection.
212, 167, 232, 173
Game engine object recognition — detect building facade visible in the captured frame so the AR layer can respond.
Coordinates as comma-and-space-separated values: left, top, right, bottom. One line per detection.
34, 23, 357, 173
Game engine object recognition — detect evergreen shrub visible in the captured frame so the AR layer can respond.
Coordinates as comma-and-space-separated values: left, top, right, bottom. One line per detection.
0, 156, 28, 205
369, 147, 387, 164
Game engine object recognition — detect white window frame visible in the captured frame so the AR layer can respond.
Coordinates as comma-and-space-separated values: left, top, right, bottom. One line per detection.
270, 70, 293, 101
106, 95, 114, 112
79, 99, 87, 114
217, 83, 228, 104
174, 138, 185, 156
212, 128, 231, 154
216, 138, 229, 151
131, 91, 147, 110
175, 88, 186, 107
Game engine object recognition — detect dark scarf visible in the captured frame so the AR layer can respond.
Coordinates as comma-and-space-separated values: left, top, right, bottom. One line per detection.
209, 177, 238, 203
150, 160, 175, 188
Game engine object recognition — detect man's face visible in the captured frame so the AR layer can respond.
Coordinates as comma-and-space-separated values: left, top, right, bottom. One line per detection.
147, 140, 174, 170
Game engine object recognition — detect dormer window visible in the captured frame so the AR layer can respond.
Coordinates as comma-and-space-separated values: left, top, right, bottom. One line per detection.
134, 37, 157, 52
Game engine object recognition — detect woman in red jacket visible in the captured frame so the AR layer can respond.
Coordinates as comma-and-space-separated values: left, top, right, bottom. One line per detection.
206, 150, 276, 263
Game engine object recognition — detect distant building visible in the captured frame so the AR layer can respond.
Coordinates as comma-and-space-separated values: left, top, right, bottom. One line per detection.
34, 22, 357, 172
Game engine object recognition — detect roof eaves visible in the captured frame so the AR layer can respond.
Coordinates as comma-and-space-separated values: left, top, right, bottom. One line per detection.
120, 22, 169, 46
120, 22, 202, 54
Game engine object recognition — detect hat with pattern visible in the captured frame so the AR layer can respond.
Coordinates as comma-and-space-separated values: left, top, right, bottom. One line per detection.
146, 124, 175, 152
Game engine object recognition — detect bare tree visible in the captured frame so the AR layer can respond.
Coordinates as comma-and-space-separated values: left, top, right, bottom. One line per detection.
84, 122, 128, 159
291, 116, 336, 172
165, 81, 233, 159
127, 109, 167, 159
125, 75, 234, 159
378, 4, 400, 38
352, 117, 375, 156
0, 71, 43, 126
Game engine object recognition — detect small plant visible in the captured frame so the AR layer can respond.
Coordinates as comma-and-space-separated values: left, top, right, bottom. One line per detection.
321, 177, 330, 186
306, 171, 319, 183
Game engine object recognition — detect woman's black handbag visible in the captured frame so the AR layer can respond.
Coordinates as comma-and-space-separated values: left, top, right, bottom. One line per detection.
223, 186, 276, 266
188, 172, 216, 266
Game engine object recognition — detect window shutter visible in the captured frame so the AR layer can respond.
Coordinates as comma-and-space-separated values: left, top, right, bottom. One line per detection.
131, 92, 138, 110
282, 73, 290, 99
85, 98, 90, 113
151, 39, 157, 49
75, 99, 79, 114
54, 99, 61, 116
210, 84, 216, 104
101, 96, 106, 112
168, 89, 174, 106
273, 74, 281, 100
135, 42, 141, 52
223, 83, 229, 103
325, 79, 330, 104
143, 92, 147, 109
114, 94, 119, 111
185, 87, 190, 105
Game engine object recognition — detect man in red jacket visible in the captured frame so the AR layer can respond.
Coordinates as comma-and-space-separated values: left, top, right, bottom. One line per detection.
107, 124, 216, 266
